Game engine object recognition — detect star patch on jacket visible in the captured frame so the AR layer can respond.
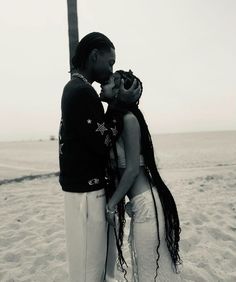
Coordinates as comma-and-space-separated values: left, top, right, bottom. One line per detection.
95, 122, 108, 135
111, 126, 118, 136
104, 135, 111, 147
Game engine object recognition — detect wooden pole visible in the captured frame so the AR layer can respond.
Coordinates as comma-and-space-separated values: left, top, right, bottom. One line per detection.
66, 0, 79, 78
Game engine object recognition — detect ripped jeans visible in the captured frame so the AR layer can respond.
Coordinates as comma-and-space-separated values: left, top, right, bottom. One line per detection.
127, 189, 181, 282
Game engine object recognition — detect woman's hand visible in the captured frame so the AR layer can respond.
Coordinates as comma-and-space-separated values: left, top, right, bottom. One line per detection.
105, 204, 117, 226
118, 79, 141, 104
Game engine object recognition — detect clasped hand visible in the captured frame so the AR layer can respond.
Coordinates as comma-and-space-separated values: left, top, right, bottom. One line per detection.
118, 78, 141, 104
105, 204, 117, 226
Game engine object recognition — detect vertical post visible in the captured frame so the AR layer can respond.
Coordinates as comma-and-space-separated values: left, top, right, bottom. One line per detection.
67, 0, 79, 78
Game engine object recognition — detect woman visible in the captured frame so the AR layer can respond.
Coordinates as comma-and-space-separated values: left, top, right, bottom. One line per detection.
101, 70, 182, 281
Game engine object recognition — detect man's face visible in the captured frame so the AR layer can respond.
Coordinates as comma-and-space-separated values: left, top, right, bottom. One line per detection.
93, 48, 116, 84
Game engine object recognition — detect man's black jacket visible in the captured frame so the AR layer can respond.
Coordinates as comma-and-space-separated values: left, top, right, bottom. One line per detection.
59, 77, 122, 193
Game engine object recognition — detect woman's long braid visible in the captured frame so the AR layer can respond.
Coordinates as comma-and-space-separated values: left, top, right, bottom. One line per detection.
131, 106, 182, 271
107, 70, 182, 280
116, 198, 128, 280
146, 166, 161, 281
115, 70, 182, 272
111, 137, 128, 280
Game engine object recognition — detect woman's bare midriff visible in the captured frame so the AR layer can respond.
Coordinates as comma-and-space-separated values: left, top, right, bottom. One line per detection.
119, 166, 151, 200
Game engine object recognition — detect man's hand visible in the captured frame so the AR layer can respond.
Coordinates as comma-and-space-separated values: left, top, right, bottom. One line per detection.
118, 79, 141, 104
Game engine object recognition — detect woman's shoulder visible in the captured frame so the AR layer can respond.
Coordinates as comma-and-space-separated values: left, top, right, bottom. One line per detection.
123, 111, 140, 132
123, 111, 138, 122
121, 111, 141, 144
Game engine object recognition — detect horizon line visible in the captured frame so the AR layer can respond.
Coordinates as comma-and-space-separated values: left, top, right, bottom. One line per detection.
0, 129, 235, 143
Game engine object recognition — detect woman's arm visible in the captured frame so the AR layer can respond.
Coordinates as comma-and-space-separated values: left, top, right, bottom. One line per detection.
107, 113, 141, 211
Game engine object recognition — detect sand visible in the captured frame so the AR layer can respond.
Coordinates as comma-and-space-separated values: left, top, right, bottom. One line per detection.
1, 167, 235, 282
0, 133, 236, 281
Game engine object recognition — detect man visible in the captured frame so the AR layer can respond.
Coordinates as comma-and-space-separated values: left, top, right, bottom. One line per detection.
59, 32, 140, 282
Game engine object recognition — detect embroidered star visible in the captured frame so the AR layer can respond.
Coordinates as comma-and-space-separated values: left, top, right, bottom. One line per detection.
88, 178, 100, 185
59, 143, 64, 155
104, 135, 111, 146
87, 119, 92, 124
111, 126, 118, 136
95, 122, 108, 135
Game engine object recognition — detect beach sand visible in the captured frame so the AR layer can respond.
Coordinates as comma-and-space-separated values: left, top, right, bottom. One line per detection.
0, 132, 236, 281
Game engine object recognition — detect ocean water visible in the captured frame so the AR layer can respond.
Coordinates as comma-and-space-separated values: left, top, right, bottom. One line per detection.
0, 131, 235, 181
152, 131, 236, 170
0, 141, 58, 180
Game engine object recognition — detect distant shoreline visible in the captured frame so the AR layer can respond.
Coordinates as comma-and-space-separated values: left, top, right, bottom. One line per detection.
0, 129, 235, 143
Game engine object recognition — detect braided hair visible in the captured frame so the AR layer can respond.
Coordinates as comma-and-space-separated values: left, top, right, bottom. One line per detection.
109, 70, 182, 279
71, 32, 115, 70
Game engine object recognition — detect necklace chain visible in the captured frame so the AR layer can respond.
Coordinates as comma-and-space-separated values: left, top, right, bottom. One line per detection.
72, 72, 91, 85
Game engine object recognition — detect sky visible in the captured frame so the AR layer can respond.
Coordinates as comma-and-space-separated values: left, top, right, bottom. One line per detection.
0, 0, 235, 141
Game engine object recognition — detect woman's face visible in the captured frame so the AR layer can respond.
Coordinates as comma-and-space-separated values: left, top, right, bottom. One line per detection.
100, 73, 120, 102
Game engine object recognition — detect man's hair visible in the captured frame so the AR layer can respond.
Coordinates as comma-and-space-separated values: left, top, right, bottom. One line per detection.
72, 32, 115, 70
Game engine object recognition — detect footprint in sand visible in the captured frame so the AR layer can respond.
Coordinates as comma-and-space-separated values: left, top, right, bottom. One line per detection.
182, 263, 212, 282
5, 279, 15, 282
199, 214, 209, 222
229, 202, 236, 211
213, 213, 223, 220
8, 223, 21, 230
180, 239, 191, 253
33, 254, 55, 268
193, 213, 209, 225
183, 221, 191, 226
4, 252, 20, 263
207, 227, 234, 241
181, 233, 201, 253
193, 217, 203, 225
205, 175, 214, 181
55, 250, 66, 261
229, 226, 236, 232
